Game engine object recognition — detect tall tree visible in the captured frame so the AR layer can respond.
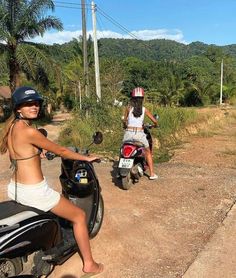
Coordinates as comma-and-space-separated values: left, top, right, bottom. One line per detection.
0, 0, 63, 92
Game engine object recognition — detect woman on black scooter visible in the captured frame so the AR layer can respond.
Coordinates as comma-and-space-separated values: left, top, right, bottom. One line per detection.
122, 87, 158, 180
0, 86, 104, 277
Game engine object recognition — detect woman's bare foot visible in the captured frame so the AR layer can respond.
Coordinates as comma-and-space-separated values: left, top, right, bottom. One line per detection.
82, 262, 104, 277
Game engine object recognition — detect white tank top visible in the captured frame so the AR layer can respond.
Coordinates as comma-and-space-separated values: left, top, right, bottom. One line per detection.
127, 107, 145, 128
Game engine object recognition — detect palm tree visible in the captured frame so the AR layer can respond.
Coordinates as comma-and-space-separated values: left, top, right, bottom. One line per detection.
0, 0, 63, 92
63, 58, 83, 109
71, 35, 94, 93
157, 74, 185, 106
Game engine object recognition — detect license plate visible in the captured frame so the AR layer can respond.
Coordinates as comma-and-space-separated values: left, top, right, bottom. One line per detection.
118, 158, 134, 169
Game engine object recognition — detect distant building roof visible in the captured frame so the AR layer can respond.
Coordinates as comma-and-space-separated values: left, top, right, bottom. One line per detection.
0, 86, 11, 99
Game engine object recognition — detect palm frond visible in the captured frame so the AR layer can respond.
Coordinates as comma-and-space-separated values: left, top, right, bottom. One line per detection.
27, 0, 55, 17
17, 43, 62, 85
32, 16, 63, 36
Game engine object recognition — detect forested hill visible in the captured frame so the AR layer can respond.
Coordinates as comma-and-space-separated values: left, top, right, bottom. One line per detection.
98, 39, 236, 61
56, 38, 236, 62
98, 39, 206, 61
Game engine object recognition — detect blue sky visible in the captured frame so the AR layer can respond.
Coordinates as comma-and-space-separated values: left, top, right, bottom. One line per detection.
32, 0, 236, 46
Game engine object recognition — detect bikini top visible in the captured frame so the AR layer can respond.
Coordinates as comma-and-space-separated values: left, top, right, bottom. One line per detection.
9, 120, 42, 170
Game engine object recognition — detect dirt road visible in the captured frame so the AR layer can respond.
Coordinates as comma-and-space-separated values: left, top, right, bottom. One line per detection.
0, 108, 235, 278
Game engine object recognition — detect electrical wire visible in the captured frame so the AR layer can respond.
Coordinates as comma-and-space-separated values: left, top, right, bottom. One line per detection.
53, 1, 153, 50
54, 5, 82, 10
54, 1, 90, 7
54, 1, 139, 40
96, 6, 153, 51
96, 7, 139, 41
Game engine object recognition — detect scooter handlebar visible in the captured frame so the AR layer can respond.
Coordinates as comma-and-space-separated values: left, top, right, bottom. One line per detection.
45, 151, 57, 160
45, 151, 102, 164
144, 123, 158, 129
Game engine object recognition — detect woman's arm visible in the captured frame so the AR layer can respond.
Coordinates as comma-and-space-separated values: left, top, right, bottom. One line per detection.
145, 109, 158, 126
27, 128, 98, 162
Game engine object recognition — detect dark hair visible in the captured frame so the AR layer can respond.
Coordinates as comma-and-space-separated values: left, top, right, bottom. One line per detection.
130, 97, 144, 117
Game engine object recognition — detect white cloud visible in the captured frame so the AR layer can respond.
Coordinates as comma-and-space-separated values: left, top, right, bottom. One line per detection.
30, 29, 188, 45
31, 30, 83, 44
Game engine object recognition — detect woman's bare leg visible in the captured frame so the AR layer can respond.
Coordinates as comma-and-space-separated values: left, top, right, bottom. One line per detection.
51, 196, 103, 274
145, 147, 155, 176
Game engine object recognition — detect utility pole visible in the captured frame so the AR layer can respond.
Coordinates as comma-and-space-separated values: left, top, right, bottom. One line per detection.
220, 59, 223, 105
91, 1, 101, 101
81, 0, 89, 97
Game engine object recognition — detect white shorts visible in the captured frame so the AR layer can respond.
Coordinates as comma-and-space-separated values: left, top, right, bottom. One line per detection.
8, 178, 61, 212
123, 130, 149, 148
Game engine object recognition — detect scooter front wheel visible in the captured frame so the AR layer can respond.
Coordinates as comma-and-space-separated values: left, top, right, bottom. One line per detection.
90, 195, 104, 239
121, 172, 132, 190
0, 258, 22, 277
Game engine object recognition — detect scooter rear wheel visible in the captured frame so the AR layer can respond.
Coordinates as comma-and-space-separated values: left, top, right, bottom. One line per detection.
0, 257, 22, 277
121, 172, 132, 190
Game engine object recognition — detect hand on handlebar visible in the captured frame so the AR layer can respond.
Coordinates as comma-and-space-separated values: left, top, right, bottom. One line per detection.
87, 156, 101, 163
145, 123, 157, 129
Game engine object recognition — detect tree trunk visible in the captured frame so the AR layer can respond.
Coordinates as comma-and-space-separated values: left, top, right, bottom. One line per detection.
8, 45, 20, 93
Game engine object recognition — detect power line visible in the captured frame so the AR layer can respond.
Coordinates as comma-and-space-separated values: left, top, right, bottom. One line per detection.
54, 5, 82, 10
96, 6, 153, 51
54, 1, 90, 7
54, 1, 153, 51
96, 7, 139, 41
54, 1, 140, 40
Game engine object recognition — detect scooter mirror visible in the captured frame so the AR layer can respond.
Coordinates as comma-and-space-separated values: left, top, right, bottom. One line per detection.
93, 131, 103, 144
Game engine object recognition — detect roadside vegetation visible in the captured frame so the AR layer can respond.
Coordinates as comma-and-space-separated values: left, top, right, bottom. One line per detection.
58, 102, 198, 162
0, 0, 236, 162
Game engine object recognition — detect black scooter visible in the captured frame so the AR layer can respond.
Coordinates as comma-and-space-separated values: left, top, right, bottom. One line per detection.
0, 131, 104, 278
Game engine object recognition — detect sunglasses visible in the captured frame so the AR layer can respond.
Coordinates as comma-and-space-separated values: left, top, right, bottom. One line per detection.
20, 101, 40, 107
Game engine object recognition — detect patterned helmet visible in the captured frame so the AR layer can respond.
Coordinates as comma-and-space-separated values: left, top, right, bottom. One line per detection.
131, 87, 145, 98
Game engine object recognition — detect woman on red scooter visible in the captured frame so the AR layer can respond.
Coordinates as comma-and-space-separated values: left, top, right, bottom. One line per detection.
122, 87, 158, 180
0, 86, 103, 276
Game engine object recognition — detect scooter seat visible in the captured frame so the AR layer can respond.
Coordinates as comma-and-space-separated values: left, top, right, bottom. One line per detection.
0, 200, 45, 226
123, 140, 145, 147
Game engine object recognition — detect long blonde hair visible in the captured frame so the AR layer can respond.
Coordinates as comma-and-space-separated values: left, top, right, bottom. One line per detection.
0, 114, 15, 154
